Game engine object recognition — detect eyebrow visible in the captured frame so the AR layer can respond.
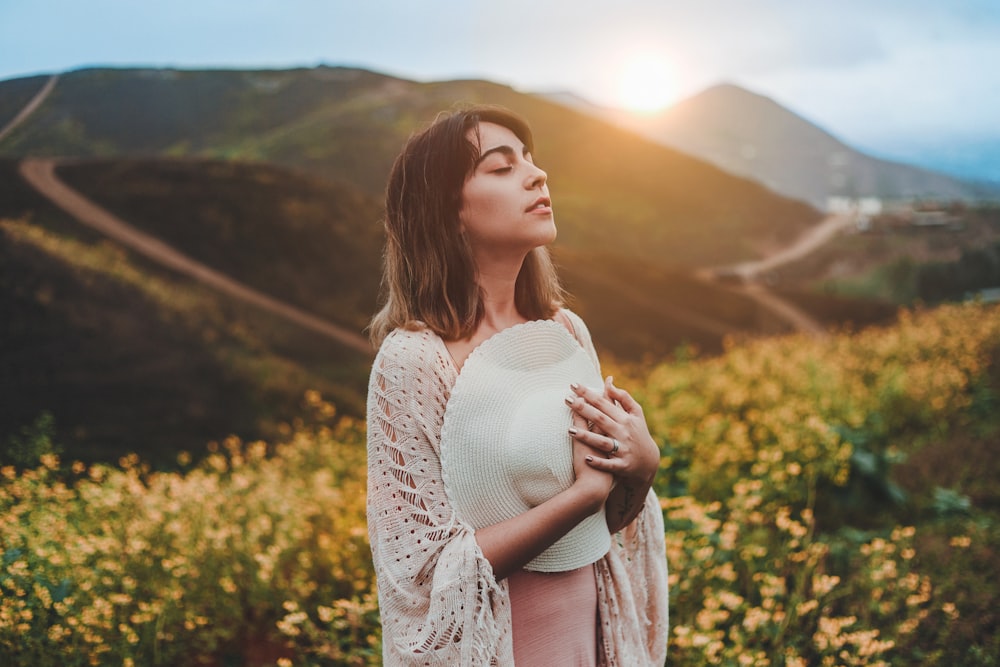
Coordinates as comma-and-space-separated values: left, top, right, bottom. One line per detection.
474, 144, 530, 167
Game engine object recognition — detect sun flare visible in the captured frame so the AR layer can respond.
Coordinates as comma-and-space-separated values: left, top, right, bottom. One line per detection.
618, 53, 678, 113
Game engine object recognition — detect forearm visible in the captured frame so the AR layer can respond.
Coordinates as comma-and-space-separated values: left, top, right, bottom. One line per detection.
475, 481, 606, 580
605, 474, 654, 534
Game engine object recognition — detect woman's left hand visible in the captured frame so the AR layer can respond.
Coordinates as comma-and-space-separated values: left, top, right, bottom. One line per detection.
566, 376, 660, 484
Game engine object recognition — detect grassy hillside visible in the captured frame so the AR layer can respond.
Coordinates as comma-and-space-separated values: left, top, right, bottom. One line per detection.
55, 158, 384, 332
52, 157, 821, 360
2, 151, 895, 464
0, 66, 823, 268
0, 75, 51, 130
0, 162, 370, 466
2, 302, 996, 665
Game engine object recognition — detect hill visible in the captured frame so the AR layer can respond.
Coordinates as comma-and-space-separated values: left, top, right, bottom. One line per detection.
48, 157, 846, 359
0, 159, 373, 465
0, 67, 823, 268
548, 84, 1000, 209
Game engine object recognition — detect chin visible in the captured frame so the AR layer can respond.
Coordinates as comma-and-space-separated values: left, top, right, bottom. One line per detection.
540, 221, 557, 245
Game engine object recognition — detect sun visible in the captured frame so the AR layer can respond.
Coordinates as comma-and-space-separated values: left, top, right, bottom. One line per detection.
617, 53, 678, 113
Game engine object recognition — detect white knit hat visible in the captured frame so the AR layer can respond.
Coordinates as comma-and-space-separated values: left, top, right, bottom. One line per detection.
440, 319, 610, 572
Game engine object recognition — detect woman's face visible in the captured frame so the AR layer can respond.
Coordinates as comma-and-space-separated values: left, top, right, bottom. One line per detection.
458, 122, 555, 263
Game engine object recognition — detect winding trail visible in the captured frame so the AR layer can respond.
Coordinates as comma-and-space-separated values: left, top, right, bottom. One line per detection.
0, 74, 58, 144
724, 212, 855, 281
697, 212, 857, 336
20, 158, 373, 355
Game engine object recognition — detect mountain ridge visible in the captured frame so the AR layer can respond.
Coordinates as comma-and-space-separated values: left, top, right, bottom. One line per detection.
544, 82, 1000, 208
0, 65, 823, 268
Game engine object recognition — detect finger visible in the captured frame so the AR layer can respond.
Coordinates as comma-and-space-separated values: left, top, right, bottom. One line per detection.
570, 382, 627, 421
585, 454, 623, 472
606, 377, 642, 415
569, 427, 620, 455
567, 398, 619, 435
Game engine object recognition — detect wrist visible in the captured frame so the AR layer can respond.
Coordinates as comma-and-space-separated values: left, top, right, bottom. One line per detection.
570, 476, 611, 514
622, 469, 656, 486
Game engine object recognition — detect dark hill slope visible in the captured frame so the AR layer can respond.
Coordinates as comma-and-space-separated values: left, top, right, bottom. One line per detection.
0, 67, 823, 268
55, 158, 384, 331
51, 157, 825, 360
0, 75, 52, 130
0, 160, 371, 465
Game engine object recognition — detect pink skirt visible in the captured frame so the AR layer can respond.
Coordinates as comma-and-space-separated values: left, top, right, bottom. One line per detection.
507, 564, 599, 666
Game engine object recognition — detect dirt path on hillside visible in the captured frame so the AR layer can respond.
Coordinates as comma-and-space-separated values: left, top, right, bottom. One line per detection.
0, 74, 59, 144
725, 212, 855, 280
695, 213, 857, 337
20, 158, 373, 355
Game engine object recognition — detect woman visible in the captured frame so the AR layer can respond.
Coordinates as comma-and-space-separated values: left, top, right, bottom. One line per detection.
366, 105, 669, 665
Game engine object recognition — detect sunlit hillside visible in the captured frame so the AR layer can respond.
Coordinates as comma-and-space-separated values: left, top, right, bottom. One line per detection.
0, 67, 823, 268
2, 301, 997, 665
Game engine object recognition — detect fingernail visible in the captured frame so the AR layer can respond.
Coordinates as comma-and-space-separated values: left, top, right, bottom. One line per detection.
569, 383, 580, 391
565, 395, 575, 405
585, 456, 594, 463
568, 427, 578, 435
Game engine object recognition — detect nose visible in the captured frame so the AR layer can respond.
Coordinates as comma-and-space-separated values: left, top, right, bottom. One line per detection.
525, 163, 547, 189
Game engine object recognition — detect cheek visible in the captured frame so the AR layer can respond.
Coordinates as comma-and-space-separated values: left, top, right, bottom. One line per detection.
460, 187, 502, 225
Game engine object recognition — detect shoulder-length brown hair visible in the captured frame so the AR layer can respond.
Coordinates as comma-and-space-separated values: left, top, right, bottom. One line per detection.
368, 105, 564, 347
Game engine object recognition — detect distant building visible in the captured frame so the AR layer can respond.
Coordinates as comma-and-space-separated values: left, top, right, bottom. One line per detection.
824, 196, 883, 230
911, 210, 954, 227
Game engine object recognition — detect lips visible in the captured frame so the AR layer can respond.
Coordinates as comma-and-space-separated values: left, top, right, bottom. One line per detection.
526, 196, 552, 212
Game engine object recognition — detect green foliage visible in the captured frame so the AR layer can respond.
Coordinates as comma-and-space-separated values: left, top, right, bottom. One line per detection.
916, 241, 1000, 303
930, 488, 972, 518
1, 412, 60, 468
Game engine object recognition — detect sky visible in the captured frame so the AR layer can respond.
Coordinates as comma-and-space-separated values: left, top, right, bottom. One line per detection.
2, 0, 999, 180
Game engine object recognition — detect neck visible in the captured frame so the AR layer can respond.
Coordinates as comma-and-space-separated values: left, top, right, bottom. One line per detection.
476, 255, 526, 332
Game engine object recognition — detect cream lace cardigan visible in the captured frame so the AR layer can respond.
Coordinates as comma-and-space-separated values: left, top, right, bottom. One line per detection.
366, 310, 669, 666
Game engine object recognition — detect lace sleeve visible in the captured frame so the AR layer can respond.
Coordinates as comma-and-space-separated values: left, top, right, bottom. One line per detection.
366, 329, 513, 666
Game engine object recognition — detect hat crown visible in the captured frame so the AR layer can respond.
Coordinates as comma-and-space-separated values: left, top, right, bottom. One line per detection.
440, 320, 610, 572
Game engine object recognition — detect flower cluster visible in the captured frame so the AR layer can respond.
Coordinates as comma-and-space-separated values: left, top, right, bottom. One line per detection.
3, 301, 997, 665
0, 400, 379, 666
637, 302, 1000, 665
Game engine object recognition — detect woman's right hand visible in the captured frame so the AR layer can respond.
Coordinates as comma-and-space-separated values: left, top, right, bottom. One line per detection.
570, 413, 614, 512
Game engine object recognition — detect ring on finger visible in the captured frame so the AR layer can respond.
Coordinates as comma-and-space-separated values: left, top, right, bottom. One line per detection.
610, 438, 620, 455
